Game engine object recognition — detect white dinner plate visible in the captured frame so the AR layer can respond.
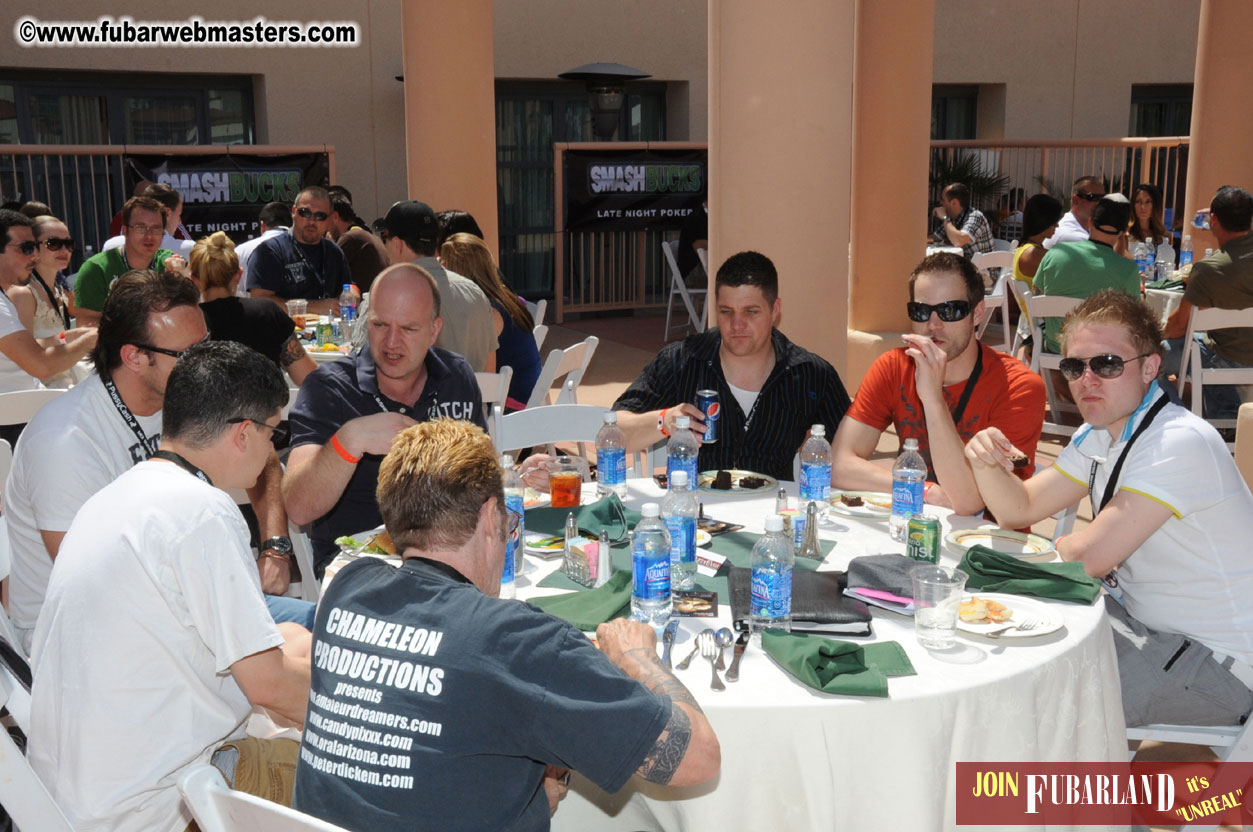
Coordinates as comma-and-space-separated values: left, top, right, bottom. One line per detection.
697, 469, 778, 494
945, 527, 1056, 561
956, 593, 1064, 639
696, 529, 712, 547
827, 491, 893, 519
523, 532, 567, 557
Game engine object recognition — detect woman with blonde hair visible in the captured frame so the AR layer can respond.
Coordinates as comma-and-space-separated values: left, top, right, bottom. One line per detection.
190, 231, 317, 385
439, 232, 541, 409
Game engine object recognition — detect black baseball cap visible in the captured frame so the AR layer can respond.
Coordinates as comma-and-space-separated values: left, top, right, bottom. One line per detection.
382, 200, 438, 246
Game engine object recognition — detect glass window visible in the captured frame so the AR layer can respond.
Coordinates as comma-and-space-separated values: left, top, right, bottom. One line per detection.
208, 89, 252, 144
931, 85, 978, 140
1130, 85, 1192, 137
628, 93, 665, 141
28, 93, 108, 144
125, 95, 199, 144
0, 85, 17, 144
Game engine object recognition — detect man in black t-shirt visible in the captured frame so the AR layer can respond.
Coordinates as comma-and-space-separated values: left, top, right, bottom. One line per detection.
249, 186, 350, 315
292, 419, 720, 831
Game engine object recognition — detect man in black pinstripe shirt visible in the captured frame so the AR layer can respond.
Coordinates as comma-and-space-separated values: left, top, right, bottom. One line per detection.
614, 251, 851, 481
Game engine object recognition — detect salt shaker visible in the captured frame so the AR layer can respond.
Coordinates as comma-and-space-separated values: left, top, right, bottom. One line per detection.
594, 530, 611, 587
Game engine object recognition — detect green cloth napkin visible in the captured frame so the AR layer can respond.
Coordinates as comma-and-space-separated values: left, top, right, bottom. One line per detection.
958, 544, 1101, 604
526, 495, 640, 543
761, 630, 915, 697
528, 570, 633, 630
1144, 279, 1185, 291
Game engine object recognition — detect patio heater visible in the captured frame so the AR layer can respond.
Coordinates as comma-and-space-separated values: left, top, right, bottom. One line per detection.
558, 62, 651, 141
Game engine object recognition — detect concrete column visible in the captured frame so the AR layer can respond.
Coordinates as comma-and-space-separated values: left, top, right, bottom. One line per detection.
845, 0, 935, 391
1182, 0, 1253, 253
400, 0, 499, 256
707, 0, 856, 377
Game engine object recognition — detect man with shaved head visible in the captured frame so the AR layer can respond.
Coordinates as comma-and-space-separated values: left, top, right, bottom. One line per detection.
283, 263, 486, 572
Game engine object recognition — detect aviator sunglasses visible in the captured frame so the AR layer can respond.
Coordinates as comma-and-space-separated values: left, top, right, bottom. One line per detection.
1058, 353, 1152, 381
906, 300, 971, 323
296, 206, 330, 222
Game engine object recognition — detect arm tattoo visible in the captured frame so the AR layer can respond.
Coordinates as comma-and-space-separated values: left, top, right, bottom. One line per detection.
622, 648, 702, 712
638, 703, 691, 785
279, 333, 306, 368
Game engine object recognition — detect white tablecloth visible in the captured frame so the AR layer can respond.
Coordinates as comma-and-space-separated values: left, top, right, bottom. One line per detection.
1145, 287, 1184, 325
526, 479, 1127, 832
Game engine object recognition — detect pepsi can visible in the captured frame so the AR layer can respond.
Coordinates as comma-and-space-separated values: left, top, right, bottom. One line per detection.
695, 389, 720, 443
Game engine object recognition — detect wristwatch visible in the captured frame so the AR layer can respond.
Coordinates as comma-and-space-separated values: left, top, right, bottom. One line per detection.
259, 536, 294, 562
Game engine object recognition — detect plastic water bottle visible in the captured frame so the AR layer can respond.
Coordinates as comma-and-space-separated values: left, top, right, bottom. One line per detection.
338, 284, 357, 328
666, 415, 700, 488
1155, 244, 1174, 282
889, 438, 927, 542
500, 453, 523, 599
1143, 236, 1156, 265
1180, 235, 1193, 270
750, 514, 793, 639
596, 411, 627, 498
1132, 241, 1149, 276
799, 424, 832, 501
631, 503, 672, 627
661, 470, 698, 591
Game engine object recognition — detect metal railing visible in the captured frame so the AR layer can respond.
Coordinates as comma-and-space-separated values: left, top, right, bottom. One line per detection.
929, 137, 1190, 239
0, 144, 336, 270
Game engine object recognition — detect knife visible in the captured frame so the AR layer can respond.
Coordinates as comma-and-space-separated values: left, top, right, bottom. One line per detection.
725, 630, 749, 682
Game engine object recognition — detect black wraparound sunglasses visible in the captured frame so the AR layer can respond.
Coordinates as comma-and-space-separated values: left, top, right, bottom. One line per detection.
1058, 353, 1151, 381
1075, 192, 1105, 202
296, 206, 330, 222
906, 300, 971, 323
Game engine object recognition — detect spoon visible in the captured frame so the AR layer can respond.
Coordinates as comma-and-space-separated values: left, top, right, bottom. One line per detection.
714, 627, 734, 671
661, 620, 679, 668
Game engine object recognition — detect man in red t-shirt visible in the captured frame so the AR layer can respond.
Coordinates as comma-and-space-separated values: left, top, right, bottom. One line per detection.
832, 252, 1045, 515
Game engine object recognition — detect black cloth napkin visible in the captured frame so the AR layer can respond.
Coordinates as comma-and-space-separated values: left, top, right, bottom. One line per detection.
728, 567, 872, 636
845, 554, 918, 598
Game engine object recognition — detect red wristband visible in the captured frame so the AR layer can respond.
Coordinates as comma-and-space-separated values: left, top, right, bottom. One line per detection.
658, 408, 670, 437
330, 432, 361, 464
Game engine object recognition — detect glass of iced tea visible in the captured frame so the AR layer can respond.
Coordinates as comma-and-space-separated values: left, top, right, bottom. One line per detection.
547, 456, 585, 508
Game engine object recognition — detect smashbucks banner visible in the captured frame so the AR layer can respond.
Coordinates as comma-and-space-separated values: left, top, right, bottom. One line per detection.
563, 147, 706, 232
123, 151, 331, 246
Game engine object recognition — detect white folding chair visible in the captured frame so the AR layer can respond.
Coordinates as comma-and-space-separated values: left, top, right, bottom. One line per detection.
0, 389, 65, 428
991, 238, 1018, 253
475, 367, 513, 445
0, 670, 76, 832
1176, 306, 1253, 446
976, 273, 1015, 353
662, 239, 707, 341
1126, 719, 1253, 831
287, 522, 321, 604
532, 323, 548, 352
497, 403, 610, 458
971, 250, 1013, 289
1021, 292, 1084, 437
280, 387, 301, 420
179, 764, 351, 832
525, 335, 599, 410
524, 297, 546, 327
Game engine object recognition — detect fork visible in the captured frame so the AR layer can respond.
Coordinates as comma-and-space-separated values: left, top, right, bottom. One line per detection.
700, 632, 725, 691
984, 617, 1043, 638
676, 628, 711, 670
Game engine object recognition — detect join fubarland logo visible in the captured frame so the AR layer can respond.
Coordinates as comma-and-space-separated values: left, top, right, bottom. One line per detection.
588, 164, 703, 194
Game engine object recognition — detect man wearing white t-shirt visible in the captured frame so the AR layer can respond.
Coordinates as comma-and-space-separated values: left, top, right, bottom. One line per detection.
965, 290, 1253, 726
29, 340, 311, 832
0, 210, 96, 408
234, 201, 291, 296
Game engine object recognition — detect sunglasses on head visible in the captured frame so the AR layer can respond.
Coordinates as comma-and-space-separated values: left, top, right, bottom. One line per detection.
41, 237, 75, 252
1076, 192, 1105, 202
296, 207, 330, 222
906, 300, 971, 323
1058, 353, 1152, 381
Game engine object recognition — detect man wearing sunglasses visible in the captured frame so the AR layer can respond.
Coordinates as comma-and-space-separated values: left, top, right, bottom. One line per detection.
1034, 193, 1140, 354
832, 252, 1044, 516
74, 195, 180, 326
0, 210, 97, 406
29, 341, 313, 832
6, 270, 312, 654
1043, 175, 1106, 250
249, 186, 351, 315
293, 419, 719, 830
966, 290, 1253, 728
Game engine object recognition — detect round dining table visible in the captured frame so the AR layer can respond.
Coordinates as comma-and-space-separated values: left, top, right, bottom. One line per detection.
521, 478, 1128, 832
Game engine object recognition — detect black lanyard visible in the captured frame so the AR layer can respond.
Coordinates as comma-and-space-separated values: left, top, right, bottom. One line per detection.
102, 373, 159, 460
29, 269, 70, 330
1088, 395, 1170, 515
949, 343, 984, 426
291, 240, 327, 294
151, 449, 213, 486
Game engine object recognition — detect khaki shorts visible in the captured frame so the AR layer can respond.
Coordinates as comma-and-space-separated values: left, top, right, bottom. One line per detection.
185, 737, 300, 832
